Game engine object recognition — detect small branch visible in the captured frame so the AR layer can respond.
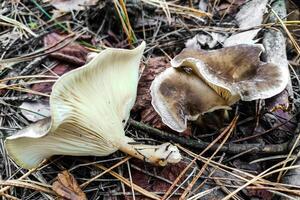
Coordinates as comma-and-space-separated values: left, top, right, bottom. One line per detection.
129, 119, 290, 154
0, 95, 40, 102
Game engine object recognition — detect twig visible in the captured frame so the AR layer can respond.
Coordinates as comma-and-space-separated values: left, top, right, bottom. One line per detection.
179, 116, 239, 199
0, 32, 83, 64
80, 156, 131, 188
91, 162, 161, 200
0, 95, 39, 102
127, 161, 136, 200
0, 161, 45, 194
0, 180, 54, 195
129, 119, 290, 154
0, 193, 20, 200
277, 123, 300, 182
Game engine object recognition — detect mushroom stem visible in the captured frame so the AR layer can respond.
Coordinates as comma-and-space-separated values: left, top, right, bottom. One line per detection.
118, 136, 181, 166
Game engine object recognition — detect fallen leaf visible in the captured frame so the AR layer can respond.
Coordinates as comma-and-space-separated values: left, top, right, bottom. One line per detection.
194, 168, 234, 199
31, 33, 90, 95
53, 170, 87, 200
231, 160, 272, 199
282, 159, 300, 199
243, 188, 272, 200
223, 0, 268, 47
235, 0, 268, 29
223, 29, 260, 47
45, 0, 99, 12
44, 32, 90, 66
217, 3, 238, 16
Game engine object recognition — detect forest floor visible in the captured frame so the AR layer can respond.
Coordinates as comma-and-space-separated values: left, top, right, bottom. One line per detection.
0, 0, 300, 199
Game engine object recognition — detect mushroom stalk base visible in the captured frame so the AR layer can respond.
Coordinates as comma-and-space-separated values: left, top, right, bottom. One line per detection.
118, 136, 182, 166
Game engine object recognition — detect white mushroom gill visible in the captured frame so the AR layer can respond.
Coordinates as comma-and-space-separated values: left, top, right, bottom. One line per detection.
5, 42, 182, 169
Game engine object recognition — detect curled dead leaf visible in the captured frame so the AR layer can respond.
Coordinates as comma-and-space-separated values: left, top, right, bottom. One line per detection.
31, 33, 90, 95
44, 32, 90, 66
53, 170, 87, 200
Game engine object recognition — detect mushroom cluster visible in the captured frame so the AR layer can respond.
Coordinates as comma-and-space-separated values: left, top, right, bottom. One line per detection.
150, 44, 289, 132
5, 42, 182, 169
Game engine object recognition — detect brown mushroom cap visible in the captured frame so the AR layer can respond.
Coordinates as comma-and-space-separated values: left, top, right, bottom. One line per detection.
171, 44, 289, 104
150, 67, 231, 132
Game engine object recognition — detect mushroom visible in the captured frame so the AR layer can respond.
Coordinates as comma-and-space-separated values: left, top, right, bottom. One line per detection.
150, 67, 231, 132
5, 42, 182, 169
151, 44, 289, 132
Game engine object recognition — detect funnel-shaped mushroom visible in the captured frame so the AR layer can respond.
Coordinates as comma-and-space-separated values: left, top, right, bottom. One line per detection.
171, 44, 289, 103
5, 42, 181, 169
151, 44, 289, 132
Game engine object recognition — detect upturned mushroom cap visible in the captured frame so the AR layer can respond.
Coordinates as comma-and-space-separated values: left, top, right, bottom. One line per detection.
170, 44, 289, 104
150, 67, 231, 132
6, 42, 182, 169
5, 43, 145, 169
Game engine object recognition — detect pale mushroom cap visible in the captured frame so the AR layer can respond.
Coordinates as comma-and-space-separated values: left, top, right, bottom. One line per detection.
5, 42, 146, 169
7, 117, 51, 140
50, 42, 146, 137
171, 44, 289, 102
150, 67, 231, 132
5, 118, 117, 169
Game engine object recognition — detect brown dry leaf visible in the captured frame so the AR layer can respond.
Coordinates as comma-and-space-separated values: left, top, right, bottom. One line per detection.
44, 32, 90, 66
45, 0, 99, 12
53, 170, 87, 200
31, 33, 90, 95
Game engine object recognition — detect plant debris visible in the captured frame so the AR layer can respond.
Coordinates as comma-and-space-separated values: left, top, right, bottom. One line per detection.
0, 0, 300, 199
45, 0, 100, 12
44, 32, 90, 66
53, 170, 87, 200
